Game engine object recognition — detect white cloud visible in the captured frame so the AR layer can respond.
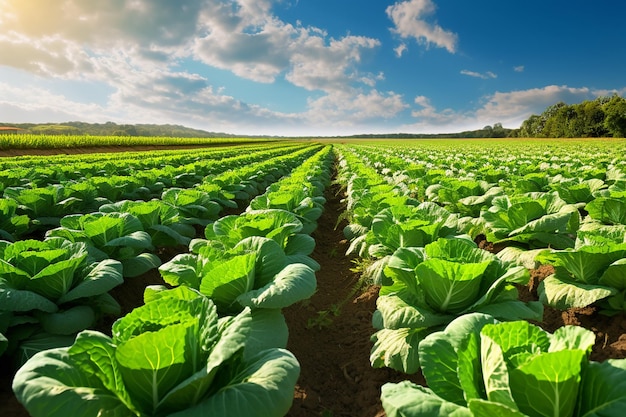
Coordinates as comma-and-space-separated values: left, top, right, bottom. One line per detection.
514, 65, 525, 72
286, 36, 381, 93
0, 82, 109, 122
193, 4, 381, 90
410, 95, 457, 126
306, 89, 408, 126
0, 1, 202, 54
386, 0, 457, 53
474, 85, 601, 126
401, 85, 610, 133
0, 0, 383, 92
0, 0, 395, 135
7, 2, 616, 137
461, 70, 497, 79
394, 43, 408, 57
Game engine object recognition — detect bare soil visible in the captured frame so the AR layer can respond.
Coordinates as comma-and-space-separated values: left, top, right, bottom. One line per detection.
519, 264, 626, 362
1, 152, 626, 416
284, 182, 425, 417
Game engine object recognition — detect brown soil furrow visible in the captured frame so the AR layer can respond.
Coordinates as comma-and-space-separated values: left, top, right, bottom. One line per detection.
284, 179, 425, 417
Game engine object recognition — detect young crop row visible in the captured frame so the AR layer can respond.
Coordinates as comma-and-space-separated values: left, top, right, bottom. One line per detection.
0, 133, 274, 150
2, 144, 333, 417
0, 142, 301, 182
334, 141, 626, 417
0, 143, 303, 195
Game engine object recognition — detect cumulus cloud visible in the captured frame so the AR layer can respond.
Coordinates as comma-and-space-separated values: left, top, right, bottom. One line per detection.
514, 65, 525, 72
305, 89, 408, 126
386, 0, 458, 53
461, 69, 497, 79
2, 0, 382, 90
192, 4, 381, 90
0, 34, 92, 77
474, 85, 600, 126
286, 36, 381, 93
410, 95, 457, 127
394, 43, 408, 57
0, 1, 202, 74
7, 1, 612, 137
402, 85, 608, 133
1, 1, 203, 47
0, 0, 394, 134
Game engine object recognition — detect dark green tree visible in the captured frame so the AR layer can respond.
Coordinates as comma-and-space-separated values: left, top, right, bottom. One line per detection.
603, 95, 626, 138
518, 96, 626, 138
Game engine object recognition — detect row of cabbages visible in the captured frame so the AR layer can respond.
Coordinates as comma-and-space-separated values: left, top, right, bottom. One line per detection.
6, 145, 332, 417
0, 143, 311, 241
350, 144, 626, 315
335, 144, 626, 417
0, 145, 321, 367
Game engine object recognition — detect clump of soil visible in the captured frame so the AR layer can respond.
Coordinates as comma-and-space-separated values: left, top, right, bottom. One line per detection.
475, 234, 508, 254
518, 263, 626, 363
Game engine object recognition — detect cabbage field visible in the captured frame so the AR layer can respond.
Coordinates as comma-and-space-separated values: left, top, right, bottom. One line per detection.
1, 137, 626, 416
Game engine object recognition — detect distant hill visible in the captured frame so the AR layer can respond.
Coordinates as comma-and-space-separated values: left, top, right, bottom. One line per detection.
0, 122, 236, 138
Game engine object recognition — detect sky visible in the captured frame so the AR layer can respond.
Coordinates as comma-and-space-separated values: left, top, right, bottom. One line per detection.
1, 0, 625, 137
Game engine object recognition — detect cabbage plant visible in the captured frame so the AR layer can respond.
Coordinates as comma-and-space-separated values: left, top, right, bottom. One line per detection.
87, 174, 159, 202
12, 287, 300, 417
370, 237, 542, 374
345, 182, 413, 229
161, 188, 223, 226
348, 202, 461, 285
0, 198, 29, 241
508, 172, 551, 193
481, 191, 581, 249
576, 224, 626, 246
160, 236, 317, 315
198, 209, 316, 258
585, 195, 626, 226
535, 237, 626, 313
248, 188, 326, 235
548, 176, 605, 206
425, 178, 503, 217
0, 239, 123, 364
194, 182, 239, 208
3, 183, 106, 231
99, 199, 196, 247
247, 147, 332, 234
381, 313, 626, 417
359, 202, 460, 257
46, 211, 161, 277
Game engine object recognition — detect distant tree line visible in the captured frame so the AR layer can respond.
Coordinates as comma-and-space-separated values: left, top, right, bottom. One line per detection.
514, 95, 626, 138
346, 123, 514, 139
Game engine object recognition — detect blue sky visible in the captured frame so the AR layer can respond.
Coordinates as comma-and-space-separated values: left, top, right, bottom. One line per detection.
1, 0, 625, 136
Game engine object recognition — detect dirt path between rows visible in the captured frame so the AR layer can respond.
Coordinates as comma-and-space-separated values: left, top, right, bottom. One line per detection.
284, 179, 425, 417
